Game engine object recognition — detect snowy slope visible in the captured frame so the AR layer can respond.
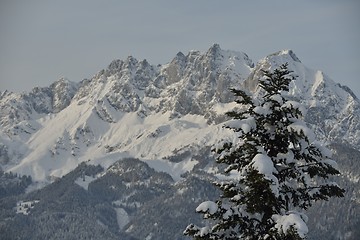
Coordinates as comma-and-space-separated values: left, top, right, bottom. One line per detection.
0, 44, 359, 185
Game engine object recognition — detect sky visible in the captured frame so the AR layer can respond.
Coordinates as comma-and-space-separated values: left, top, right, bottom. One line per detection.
1, 0, 359, 97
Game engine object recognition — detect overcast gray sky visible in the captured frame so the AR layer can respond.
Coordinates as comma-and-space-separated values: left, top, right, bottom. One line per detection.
1, 0, 359, 97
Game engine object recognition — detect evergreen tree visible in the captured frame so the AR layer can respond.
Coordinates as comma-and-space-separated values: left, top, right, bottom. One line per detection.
184, 63, 345, 239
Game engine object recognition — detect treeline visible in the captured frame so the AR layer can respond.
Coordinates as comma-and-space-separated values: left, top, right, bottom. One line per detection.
0, 170, 32, 199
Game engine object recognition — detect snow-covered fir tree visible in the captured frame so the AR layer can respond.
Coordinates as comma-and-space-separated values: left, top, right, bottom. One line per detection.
184, 63, 345, 240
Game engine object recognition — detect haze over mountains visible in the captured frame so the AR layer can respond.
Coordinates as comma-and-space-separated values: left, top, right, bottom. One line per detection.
0, 44, 359, 239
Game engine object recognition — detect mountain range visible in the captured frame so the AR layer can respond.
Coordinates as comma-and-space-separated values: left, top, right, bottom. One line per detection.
0, 44, 359, 239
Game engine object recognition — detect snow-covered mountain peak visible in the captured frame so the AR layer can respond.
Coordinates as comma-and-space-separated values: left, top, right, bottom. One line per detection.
0, 76, 78, 133
1, 45, 360, 185
271, 49, 300, 65
169, 52, 187, 71
124, 55, 138, 69
242, 50, 301, 93
203, 44, 254, 70
273, 49, 301, 63
49, 77, 78, 113
243, 49, 360, 148
249, 49, 301, 78
50, 76, 72, 85
106, 59, 124, 75
174, 51, 186, 61
205, 43, 222, 58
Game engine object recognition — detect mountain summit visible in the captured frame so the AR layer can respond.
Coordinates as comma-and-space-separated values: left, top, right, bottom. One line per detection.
0, 44, 359, 180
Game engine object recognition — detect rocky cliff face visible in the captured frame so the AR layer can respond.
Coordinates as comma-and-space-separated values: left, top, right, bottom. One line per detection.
0, 44, 359, 239
0, 78, 78, 130
71, 44, 253, 119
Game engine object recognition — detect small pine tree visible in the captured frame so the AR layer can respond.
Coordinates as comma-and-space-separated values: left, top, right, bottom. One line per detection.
184, 63, 345, 239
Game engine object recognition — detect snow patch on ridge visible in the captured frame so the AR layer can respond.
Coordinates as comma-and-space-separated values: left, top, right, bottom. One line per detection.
74, 175, 96, 190
114, 208, 130, 229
